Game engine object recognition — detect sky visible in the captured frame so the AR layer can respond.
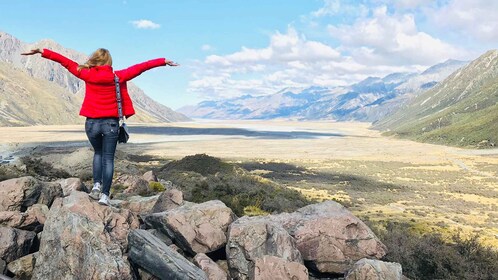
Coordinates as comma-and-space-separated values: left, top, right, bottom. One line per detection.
1, 0, 497, 110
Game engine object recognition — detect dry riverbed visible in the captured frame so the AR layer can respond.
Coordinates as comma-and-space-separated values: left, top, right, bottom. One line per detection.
1, 120, 497, 247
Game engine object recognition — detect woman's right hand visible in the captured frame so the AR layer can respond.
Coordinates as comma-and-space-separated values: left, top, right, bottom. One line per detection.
165, 59, 179, 66
21, 49, 41, 56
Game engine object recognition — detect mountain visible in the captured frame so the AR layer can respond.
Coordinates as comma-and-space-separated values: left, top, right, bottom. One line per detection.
179, 60, 467, 121
0, 31, 190, 126
375, 50, 498, 148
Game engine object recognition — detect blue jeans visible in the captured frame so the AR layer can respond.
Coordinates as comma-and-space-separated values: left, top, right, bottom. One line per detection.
85, 117, 119, 196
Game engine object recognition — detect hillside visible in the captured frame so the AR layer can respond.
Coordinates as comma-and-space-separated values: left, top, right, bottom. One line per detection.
375, 50, 498, 148
179, 60, 467, 121
0, 31, 190, 126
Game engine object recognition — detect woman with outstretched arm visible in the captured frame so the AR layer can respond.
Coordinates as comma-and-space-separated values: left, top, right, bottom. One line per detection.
22, 48, 178, 206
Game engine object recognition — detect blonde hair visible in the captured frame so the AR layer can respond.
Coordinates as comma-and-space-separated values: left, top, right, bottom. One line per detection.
77, 48, 113, 71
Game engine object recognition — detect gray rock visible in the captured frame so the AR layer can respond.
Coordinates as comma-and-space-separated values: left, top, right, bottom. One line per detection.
248, 256, 308, 280
268, 201, 387, 274
118, 195, 160, 214
151, 189, 184, 213
37, 182, 63, 208
0, 227, 35, 263
143, 171, 158, 182
145, 200, 236, 255
226, 216, 302, 280
345, 258, 403, 280
31, 191, 139, 279
6, 252, 37, 279
146, 229, 173, 246
128, 229, 207, 280
194, 253, 229, 280
0, 258, 6, 274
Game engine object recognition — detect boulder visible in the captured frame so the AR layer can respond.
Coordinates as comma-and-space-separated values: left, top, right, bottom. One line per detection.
57, 178, 88, 196
0, 177, 42, 211
194, 253, 229, 280
37, 182, 63, 208
0, 204, 47, 232
31, 191, 139, 280
6, 252, 37, 279
249, 256, 308, 280
143, 171, 158, 182
151, 189, 184, 213
118, 195, 160, 214
345, 258, 403, 280
268, 201, 387, 274
0, 258, 6, 274
145, 200, 236, 254
115, 174, 150, 195
147, 229, 173, 246
0, 227, 35, 263
226, 216, 302, 280
128, 229, 207, 280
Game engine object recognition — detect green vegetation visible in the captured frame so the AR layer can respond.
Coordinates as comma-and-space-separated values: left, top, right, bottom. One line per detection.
368, 220, 498, 280
155, 154, 313, 216
149, 181, 165, 192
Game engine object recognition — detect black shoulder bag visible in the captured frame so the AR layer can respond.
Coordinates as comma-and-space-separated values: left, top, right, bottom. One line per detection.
114, 74, 129, 143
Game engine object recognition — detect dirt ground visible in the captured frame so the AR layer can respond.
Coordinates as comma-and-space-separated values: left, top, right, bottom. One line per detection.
1, 120, 497, 246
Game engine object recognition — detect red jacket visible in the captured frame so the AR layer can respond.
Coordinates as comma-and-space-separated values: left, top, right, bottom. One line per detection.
41, 49, 166, 118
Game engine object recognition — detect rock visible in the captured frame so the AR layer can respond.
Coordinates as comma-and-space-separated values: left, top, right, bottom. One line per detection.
31, 191, 139, 280
128, 229, 208, 280
345, 258, 403, 280
6, 252, 37, 279
145, 200, 236, 254
268, 201, 387, 274
119, 195, 160, 214
25, 204, 49, 227
147, 229, 173, 246
249, 256, 308, 280
143, 171, 158, 182
226, 216, 302, 280
0, 204, 47, 232
0, 227, 36, 263
151, 189, 184, 213
0, 258, 6, 274
0, 177, 42, 211
57, 178, 87, 196
0, 275, 12, 280
138, 268, 161, 280
115, 174, 150, 196
37, 182, 63, 208
194, 253, 229, 280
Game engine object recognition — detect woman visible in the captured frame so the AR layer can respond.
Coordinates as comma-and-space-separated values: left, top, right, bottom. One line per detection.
22, 48, 178, 206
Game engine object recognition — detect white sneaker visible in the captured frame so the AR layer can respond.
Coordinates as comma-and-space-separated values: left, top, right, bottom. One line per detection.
98, 194, 110, 206
89, 182, 101, 200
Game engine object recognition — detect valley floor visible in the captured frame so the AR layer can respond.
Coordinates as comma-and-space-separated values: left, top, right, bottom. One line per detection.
1, 120, 497, 247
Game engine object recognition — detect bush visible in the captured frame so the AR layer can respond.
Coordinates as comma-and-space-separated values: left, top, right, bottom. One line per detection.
149, 181, 165, 192
370, 221, 498, 280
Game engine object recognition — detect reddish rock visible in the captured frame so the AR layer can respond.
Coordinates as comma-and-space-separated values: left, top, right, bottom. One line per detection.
57, 178, 87, 196
115, 174, 150, 195
31, 191, 139, 279
151, 189, 183, 213
143, 171, 158, 182
227, 216, 302, 280
118, 195, 160, 214
145, 200, 236, 254
194, 253, 229, 280
249, 256, 308, 280
345, 258, 403, 280
0, 177, 42, 211
268, 201, 387, 274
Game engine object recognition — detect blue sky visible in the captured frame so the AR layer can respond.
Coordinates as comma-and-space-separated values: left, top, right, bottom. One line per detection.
1, 0, 497, 109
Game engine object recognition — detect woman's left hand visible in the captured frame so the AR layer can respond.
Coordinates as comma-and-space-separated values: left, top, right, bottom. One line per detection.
165, 59, 179, 66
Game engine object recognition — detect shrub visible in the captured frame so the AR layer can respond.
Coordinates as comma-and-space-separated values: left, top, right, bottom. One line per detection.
369, 221, 498, 280
149, 181, 165, 192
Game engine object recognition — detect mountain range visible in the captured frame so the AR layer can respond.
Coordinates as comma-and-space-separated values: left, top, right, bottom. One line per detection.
179, 60, 468, 122
375, 50, 498, 147
0, 31, 190, 126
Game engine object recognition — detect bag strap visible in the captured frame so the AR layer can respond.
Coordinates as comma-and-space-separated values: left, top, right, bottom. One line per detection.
114, 74, 125, 123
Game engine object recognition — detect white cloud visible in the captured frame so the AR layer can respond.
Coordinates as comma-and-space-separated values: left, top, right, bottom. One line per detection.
201, 44, 213, 51
130, 19, 160, 29
328, 6, 466, 66
428, 0, 498, 43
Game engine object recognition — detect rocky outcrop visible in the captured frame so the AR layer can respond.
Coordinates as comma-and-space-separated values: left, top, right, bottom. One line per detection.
193, 253, 229, 280
31, 191, 139, 280
345, 258, 403, 280
145, 200, 236, 255
267, 201, 387, 274
151, 188, 184, 213
248, 256, 308, 280
117, 195, 160, 214
128, 229, 207, 280
226, 216, 302, 280
0, 227, 36, 263
57, 178, 87, 197
0, 177, 62, 212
